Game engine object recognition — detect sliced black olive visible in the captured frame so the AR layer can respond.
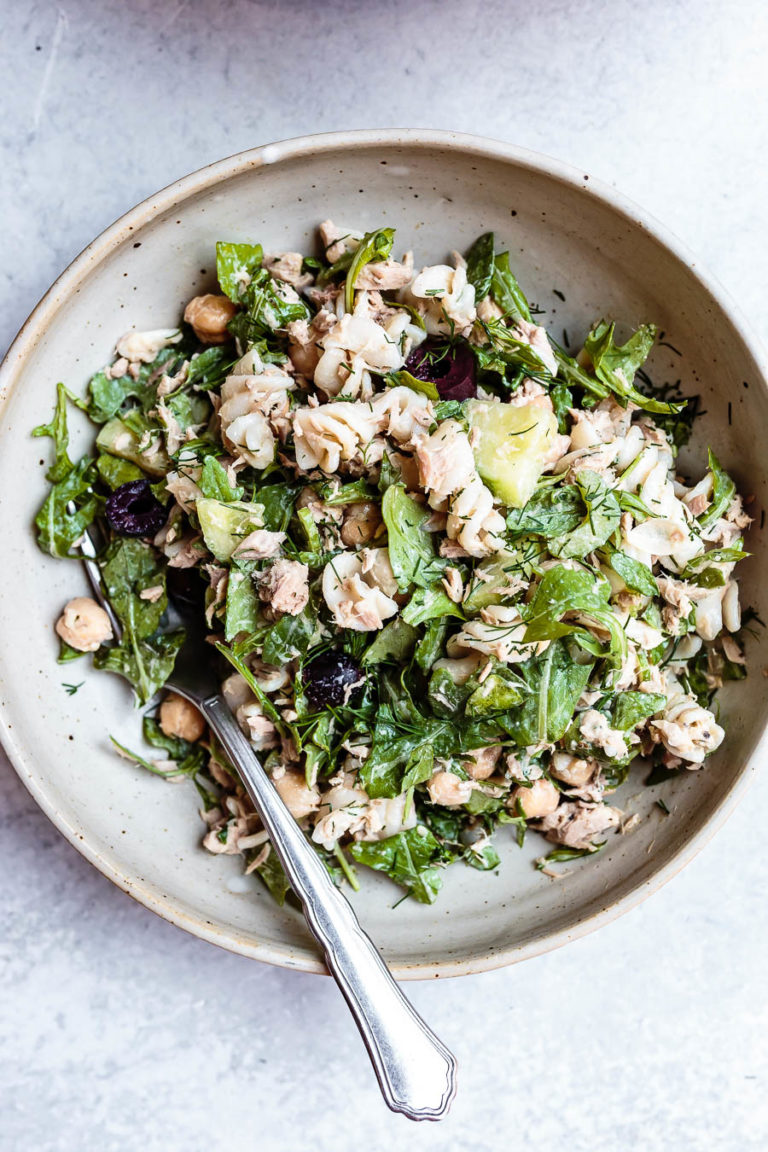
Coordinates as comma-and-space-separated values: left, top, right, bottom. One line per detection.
404, 338, 477, 401
304, 651, 364, 710
105, 480, 167, 538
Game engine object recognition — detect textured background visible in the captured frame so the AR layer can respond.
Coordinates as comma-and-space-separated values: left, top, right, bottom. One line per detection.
2, 1, 768, 1149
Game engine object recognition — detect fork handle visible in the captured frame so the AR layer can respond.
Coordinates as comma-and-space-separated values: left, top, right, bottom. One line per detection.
202, 694, 457, 1122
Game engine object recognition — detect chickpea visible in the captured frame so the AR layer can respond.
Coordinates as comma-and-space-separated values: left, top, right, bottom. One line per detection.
183, 294, 237, 344
510, 778, 560, 819
55, 597, 113, 653
341, 501, 382, 547
427, 770, 473, 807
463, 744, 502, 780
274, 770, 320, 820
159, 692, 206, 743
549, 752, 595, 787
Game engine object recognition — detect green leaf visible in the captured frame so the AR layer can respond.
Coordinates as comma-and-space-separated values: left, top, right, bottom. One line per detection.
262, 602, 316, 665
524, 565, 611, 636
100, 539, 168, 638
490, 252, 532, 321
607, 548, 658, 596
96, 453, 145, 490
506, 484, 584, 540
401, 584, 462, 627
583, 321, 684, 416
344, 227, 396, 312
216, 241, 264, 301
401, 744, 434, 792
428, 666, 472, 718
464, 232, 495, 301
225, 570, 261, 640
414, 617, 449, 673
549, 470, 621, 560
381, 484, 442, 591
350, 826, 445, 904
186, 347, 237, 390
255, 482, 300, 531
95, 629, 184, 705
200, 456, 244, 502
386, 369, 439, 401
698, 449, 736, 529
32, 383, 74, 482
504, 640, 593, 745
612, 691, 667, 730
35, 455, 103, 558
362, 618, 419, 665
317, 479, 378, 507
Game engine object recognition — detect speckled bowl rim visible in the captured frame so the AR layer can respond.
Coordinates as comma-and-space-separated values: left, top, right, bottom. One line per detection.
1, 128, 767, 979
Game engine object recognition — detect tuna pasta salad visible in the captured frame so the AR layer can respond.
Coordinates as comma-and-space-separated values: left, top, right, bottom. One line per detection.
34, 221, 752, 905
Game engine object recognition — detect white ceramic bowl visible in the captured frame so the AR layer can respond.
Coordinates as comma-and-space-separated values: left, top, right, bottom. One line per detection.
1, 130, 767, 978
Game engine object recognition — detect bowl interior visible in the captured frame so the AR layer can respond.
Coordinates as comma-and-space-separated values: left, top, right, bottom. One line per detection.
1, 133, 766, 976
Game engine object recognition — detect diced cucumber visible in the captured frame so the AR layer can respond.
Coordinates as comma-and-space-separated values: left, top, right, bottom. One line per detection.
197, 498, 265, 562
96, 418, 170, 477
467, 400, 558, 508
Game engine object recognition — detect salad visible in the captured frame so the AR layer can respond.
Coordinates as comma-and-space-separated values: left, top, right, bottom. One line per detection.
35, 220, 752, 905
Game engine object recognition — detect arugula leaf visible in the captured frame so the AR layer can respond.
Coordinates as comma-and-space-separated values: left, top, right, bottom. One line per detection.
262, 602, 316, 665
386, 369, 439, 401
362, 618, 419, 665
433, 399, 469, 423
32, 383, 74, 482
698, 449, 736, 529
507, 484, 584, 540
344, 227, 395, 312
401, 744, 434, 792
550, 378, 574, 434
414, 617, 449, 673
216, 241, 264, 302
401, 584, 462, 626
583, 321, 684, 416
464, 839, 501, 871
101, 539, 168, 637
612, 691, 666, 730
186, 347, 237, 391
225, 569, 260, 640
549, 470, 621, 560
350, 826, 445, 904
318, 479, 378, 507
464, 232, 495, 301
200, 456, 244, 502
504, 640, 593, 745
381, 484, 442, 591
490, 252, 532, 321
35, 456, 103, 558
95, 629, 184, 705
607, 548, 658, 596
255, 482, 300, 531
428, 666, 472, 718
96, 453, 145, 489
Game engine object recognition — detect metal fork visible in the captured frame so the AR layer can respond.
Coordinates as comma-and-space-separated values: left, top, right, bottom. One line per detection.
75, 520, 457, 1121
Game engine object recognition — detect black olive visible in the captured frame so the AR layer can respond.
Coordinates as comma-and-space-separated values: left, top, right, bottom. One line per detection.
404, 338, 477, 401
304, 651, 364, 710
105, 480, 167, 538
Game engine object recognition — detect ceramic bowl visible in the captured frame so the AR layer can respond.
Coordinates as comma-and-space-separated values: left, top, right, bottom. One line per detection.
1, 130, 766, 978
